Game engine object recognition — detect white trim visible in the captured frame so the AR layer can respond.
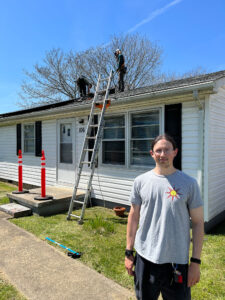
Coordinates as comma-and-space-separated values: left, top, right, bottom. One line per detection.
203, 97, 209, 222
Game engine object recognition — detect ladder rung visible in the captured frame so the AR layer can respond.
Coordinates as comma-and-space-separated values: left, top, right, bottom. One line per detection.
89, 124, 99, 128
84, 148, 94, 151
80, 161, 92, 164
73, 200, 84, 204
86, 136, 96, 140
95, 99, 110, 104
100, 77, 109, 82
97, 90, 106, 93
70, 214, 80, 219
77, 187, 89, 190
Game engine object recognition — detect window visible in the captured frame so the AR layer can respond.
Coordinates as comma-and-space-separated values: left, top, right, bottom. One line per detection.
130, 110, 160, 166
101, 109, 161, 168
102, 115, 125, 165
23, 124, 35, 154
60, 123, 72, 163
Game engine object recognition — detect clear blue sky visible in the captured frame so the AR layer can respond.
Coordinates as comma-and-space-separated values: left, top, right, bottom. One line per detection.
1, 0, 225, 113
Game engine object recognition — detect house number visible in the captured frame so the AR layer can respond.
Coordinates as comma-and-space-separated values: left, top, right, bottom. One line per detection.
79, 127, 85, 133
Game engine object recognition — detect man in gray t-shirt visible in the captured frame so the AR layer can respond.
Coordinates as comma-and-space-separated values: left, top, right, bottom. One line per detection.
125, 134, 204, 300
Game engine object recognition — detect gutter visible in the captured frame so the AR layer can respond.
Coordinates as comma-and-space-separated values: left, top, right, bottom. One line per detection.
114, 81, 215, 104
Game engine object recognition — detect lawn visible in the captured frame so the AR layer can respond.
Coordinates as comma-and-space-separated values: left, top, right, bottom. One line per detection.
0, 181, 225, 299
0, 274, 26, 300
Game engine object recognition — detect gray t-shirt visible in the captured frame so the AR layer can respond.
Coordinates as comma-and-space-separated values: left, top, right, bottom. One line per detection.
130, 170, 203, 264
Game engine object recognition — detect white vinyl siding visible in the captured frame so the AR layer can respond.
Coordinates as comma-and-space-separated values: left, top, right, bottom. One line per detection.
0, 125, 17, 181
79, 168, 147, 205
182, 102, 200, 180
208, 86, 225, 220
0, 120, 57, 186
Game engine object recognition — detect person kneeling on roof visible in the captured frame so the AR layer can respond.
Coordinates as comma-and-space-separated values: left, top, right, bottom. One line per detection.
76, 76, 92, 99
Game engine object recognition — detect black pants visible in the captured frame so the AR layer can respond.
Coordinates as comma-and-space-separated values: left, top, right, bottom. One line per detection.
134, 253, 191, 300
118, 69, 125, 92
77, 79, 87, 97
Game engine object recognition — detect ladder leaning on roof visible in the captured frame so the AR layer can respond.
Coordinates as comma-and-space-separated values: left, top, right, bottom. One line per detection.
67, 70, 113, 224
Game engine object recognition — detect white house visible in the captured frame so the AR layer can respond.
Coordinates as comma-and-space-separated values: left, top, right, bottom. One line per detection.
1, 70, 225, 231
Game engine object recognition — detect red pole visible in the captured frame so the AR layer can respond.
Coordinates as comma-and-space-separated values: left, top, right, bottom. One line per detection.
18, 149, 23, 192
41, 150, 46, 198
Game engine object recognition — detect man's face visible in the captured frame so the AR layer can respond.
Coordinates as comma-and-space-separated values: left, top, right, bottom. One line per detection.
150, 139, 178, 168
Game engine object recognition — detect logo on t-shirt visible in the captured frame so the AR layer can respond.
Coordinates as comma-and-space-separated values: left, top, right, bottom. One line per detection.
166, 186, 182, 201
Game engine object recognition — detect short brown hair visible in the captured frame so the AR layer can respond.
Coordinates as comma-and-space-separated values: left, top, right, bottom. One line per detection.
151, 134, 177, 151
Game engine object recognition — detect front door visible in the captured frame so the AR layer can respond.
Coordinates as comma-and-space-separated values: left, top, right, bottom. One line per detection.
57, 119, 75, 185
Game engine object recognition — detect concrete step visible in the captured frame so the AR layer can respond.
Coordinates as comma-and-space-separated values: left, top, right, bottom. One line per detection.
0, 203, 32, 218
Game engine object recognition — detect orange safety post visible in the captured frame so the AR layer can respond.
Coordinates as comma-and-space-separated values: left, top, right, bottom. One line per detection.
41, 150, 46, 198
18, 149, 23, 192
34, 150, 53, 200
12, 150, 28, 194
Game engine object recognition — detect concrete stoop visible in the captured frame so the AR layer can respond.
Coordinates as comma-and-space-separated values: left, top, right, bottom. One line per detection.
7, 186, 85, 216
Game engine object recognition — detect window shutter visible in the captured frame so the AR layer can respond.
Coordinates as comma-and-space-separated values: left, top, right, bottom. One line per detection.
16, 124, 22, 155
35, 121, 42, 157
165, 104, 182, 170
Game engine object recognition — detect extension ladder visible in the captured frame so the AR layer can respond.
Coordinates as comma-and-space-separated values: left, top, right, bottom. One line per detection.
67, 70, 113, 224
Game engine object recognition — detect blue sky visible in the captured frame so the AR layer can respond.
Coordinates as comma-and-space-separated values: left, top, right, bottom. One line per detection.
0, 0, 225, 113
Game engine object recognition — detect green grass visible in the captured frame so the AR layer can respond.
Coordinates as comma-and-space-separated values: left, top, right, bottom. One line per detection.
0, 182, 17, 205
0, 275, 26, 300
0, 181, 225, 299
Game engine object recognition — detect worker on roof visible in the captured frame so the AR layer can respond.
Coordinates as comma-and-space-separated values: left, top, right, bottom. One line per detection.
76, 76, 92, 99
114, 49, 126, 92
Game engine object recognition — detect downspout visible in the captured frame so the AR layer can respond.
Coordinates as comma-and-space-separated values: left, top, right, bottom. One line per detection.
192, 90, 205, 214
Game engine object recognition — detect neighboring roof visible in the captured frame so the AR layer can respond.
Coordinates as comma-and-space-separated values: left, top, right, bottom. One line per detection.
1, 70, 225, 119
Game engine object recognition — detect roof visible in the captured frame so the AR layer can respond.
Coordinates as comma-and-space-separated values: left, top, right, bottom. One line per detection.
121, 70, 225, 98
1, 70, 225, 119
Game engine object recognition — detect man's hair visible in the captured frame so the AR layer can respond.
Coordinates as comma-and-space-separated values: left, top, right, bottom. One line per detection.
151, 134, 177, 151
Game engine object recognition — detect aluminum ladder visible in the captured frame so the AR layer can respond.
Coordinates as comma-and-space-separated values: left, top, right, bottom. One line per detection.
67, 70, 113, 224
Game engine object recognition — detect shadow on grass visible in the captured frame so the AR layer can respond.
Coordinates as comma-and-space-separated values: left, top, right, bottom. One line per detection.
207, 220, 225, 235
107, 216, 128, 225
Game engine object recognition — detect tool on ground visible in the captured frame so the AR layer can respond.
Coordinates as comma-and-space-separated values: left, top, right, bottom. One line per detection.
67, 71, 114, 224
45, 237, 82, 258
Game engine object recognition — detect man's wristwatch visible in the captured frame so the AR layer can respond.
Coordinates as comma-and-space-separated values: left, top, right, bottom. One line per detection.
125, 249, 134, 258
190, 257, 201, 264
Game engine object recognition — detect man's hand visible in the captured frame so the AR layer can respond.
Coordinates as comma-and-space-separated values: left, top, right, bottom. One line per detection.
125, 255, 135, 276
187, 262, 200, 287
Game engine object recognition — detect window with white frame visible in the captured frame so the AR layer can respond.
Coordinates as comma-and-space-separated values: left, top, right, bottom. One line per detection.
130, 110, 160, 166
102, 115, 125, 165
23, 124, 35, 154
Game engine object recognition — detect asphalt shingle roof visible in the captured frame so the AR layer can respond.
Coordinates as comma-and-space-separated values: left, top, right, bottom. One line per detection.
1, 70, 225, 119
